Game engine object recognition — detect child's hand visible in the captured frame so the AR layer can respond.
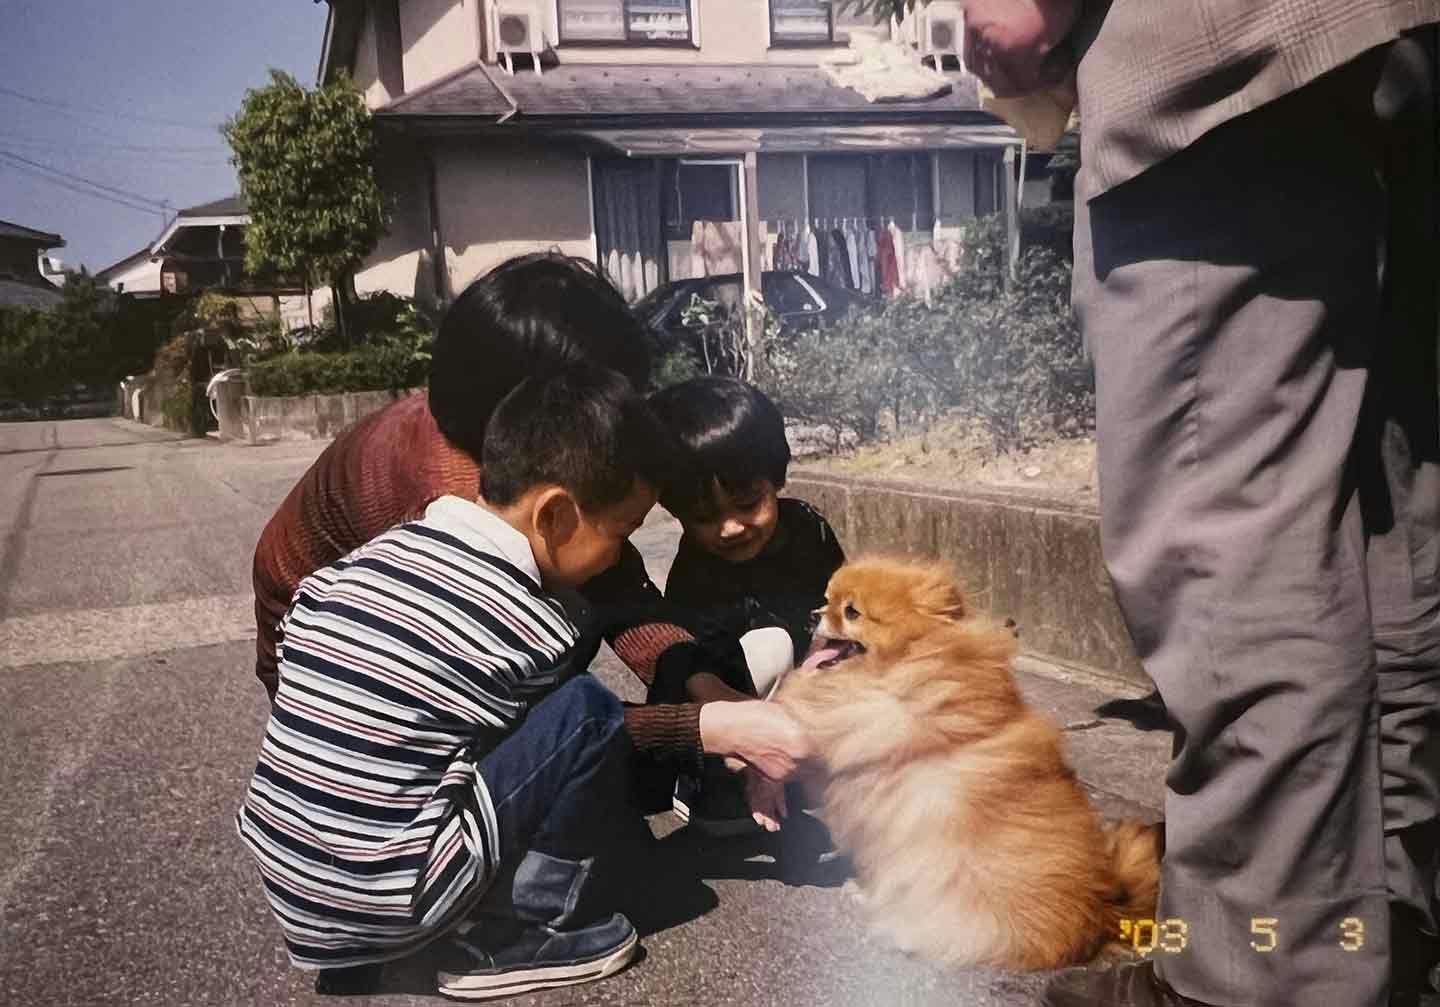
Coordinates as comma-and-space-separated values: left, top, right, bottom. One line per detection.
745, 768, 788, 832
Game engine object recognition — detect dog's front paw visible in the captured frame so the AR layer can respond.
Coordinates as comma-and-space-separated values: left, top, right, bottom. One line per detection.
840, 878, 868, 905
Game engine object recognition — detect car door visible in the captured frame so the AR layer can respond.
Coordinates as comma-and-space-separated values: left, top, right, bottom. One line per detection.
762, 273, 828, 333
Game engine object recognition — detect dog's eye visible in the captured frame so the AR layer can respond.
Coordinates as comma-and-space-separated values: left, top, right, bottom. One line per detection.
844, 602, 862, 621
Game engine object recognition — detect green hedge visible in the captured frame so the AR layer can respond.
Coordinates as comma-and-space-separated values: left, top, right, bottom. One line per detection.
246, 344, 427, 397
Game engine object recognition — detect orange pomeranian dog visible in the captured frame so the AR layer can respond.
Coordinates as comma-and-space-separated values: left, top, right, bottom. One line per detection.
775, 556, 1161, 970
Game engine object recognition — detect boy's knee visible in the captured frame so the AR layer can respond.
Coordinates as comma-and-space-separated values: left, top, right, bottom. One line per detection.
556, 675, 624, 736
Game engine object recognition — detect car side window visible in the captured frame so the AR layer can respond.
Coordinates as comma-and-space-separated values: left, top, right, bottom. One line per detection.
766, 274, 824, 316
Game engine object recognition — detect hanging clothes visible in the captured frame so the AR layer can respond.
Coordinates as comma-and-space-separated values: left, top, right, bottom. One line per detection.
814, 228, 833, 283
827, 225, 854, 289
843, 222, 862, 292
875, 226, 901, 297
804, 223, 820, 278
689, 220, 707, 280
887, 218, 908, 292
699, 220, 744, 276
774, 225, 796, 272
862, 224, 878, 295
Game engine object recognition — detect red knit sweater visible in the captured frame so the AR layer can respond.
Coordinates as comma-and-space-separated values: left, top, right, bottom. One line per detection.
251, 392, 704, 762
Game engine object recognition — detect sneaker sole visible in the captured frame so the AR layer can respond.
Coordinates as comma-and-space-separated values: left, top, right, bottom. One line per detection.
436, 930, 638, 1001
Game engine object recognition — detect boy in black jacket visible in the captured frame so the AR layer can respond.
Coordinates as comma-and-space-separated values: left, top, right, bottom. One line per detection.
649, 377, 845, 832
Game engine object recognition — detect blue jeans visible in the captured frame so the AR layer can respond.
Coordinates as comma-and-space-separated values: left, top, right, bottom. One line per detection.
476, 675, 630, 868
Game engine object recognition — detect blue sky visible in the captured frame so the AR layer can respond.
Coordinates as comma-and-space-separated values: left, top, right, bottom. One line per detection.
0, 1, 328, 272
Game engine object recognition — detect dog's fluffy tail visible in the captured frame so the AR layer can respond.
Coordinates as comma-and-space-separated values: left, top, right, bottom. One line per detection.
1104, 819, 1163, 922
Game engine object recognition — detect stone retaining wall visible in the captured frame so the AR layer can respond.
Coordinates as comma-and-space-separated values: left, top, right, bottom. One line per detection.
787, 470, 1147, 687
242, 387, 423, 444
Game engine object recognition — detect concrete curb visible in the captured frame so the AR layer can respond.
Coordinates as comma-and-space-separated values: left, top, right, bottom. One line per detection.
788, 468, 1150, 690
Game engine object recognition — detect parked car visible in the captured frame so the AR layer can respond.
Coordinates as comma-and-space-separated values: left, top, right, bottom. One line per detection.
634, 270, 875, 359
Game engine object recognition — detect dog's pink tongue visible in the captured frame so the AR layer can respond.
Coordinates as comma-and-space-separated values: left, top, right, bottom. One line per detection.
800, 639, 847, 673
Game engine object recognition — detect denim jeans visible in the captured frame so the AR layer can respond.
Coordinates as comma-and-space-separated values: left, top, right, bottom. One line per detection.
476, 675, 630, 868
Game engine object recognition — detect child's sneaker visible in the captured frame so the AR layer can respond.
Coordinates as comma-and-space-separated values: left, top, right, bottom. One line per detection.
671, 758, 761, 837
436, 912, 637, 1000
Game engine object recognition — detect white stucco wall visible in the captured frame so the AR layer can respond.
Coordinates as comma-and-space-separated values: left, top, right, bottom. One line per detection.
433, 137, 593, 295
401, 0, 481, 91
353, 147, 435, 300
102, 257, 163, 296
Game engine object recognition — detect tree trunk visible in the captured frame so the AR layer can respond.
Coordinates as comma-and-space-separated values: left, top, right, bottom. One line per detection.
331, 282, 349, 348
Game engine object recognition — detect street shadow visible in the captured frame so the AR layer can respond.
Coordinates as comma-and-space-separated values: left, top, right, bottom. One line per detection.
1093, 689, 1171, 733
649, 809, 852, 890
368, 813, 848, 997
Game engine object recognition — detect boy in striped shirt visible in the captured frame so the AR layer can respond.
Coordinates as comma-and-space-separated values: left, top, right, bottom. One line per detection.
237, 365, 670, 1000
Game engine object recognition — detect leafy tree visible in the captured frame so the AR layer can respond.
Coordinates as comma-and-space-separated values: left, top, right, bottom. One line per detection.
0, 273, 182, 404
223, 70, 388, 344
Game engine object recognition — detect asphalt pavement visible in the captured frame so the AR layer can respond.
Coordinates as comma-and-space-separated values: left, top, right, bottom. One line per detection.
0, 418, 1168, 1007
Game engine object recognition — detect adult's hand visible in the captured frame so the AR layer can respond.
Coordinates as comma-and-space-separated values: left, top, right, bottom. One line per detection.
698, 700, 812, 782
961, 0, 1082, 98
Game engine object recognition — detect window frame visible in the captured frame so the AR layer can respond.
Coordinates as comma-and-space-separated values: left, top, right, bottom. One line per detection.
768, 0, 874, 48
768, 0, 836, 48
556, 0, 697, 47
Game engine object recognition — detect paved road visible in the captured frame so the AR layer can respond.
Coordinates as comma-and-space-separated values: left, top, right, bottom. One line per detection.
0, 418, 1168, 1007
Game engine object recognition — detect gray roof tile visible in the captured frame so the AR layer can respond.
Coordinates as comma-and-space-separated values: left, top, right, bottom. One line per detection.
381, 62, 981, 120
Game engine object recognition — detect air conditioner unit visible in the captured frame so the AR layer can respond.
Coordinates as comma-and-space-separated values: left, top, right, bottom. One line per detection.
494, 3, 546, 76
921, 2, 964, 70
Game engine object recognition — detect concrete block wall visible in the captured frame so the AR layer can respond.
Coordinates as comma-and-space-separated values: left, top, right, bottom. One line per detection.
242, 387, 423, 444
787, 470, 1148, 688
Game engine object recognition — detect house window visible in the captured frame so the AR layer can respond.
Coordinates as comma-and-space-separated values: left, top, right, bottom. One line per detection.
770, 1, 875, 46
558, 0, 693, 44
663, 161, 738, 240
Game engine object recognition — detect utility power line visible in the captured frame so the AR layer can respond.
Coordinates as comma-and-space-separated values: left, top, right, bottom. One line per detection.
0, 84, 220, 132
0, 149, 171, 218
0, 136, 230, 168
0, 128, 227, 155
0, 149, 169, 208
0, 157, 166, 218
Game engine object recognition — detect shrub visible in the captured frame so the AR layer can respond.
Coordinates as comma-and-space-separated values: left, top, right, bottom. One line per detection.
245, 344, 427, 397
757, 213, 1093, 455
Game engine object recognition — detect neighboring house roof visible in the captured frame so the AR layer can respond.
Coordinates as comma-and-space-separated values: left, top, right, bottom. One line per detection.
0, 219, 65, 249
177, 194, 248, 218
0, 278, 64, 310
379, 62, 983, 123
150, 195, 249, 256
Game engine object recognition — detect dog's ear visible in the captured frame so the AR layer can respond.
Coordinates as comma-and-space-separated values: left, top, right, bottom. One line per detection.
916, 565, 967, 621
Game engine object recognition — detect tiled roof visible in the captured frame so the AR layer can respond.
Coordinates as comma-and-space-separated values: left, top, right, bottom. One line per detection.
177, 194, 247, 218
0, 278, 64, 310
380, 62, 982, 121
0, 220, 64, 247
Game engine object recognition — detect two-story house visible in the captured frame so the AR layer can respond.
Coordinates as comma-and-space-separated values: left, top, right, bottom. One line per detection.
316, 0, 1022, 306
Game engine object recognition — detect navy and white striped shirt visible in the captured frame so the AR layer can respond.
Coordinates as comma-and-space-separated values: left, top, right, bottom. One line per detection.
236, 495, 579, 968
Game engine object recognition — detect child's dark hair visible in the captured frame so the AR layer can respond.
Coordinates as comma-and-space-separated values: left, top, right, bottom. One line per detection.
429, 253, 651, 461
481, 365, 674, 512
646, 376, 791, 518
